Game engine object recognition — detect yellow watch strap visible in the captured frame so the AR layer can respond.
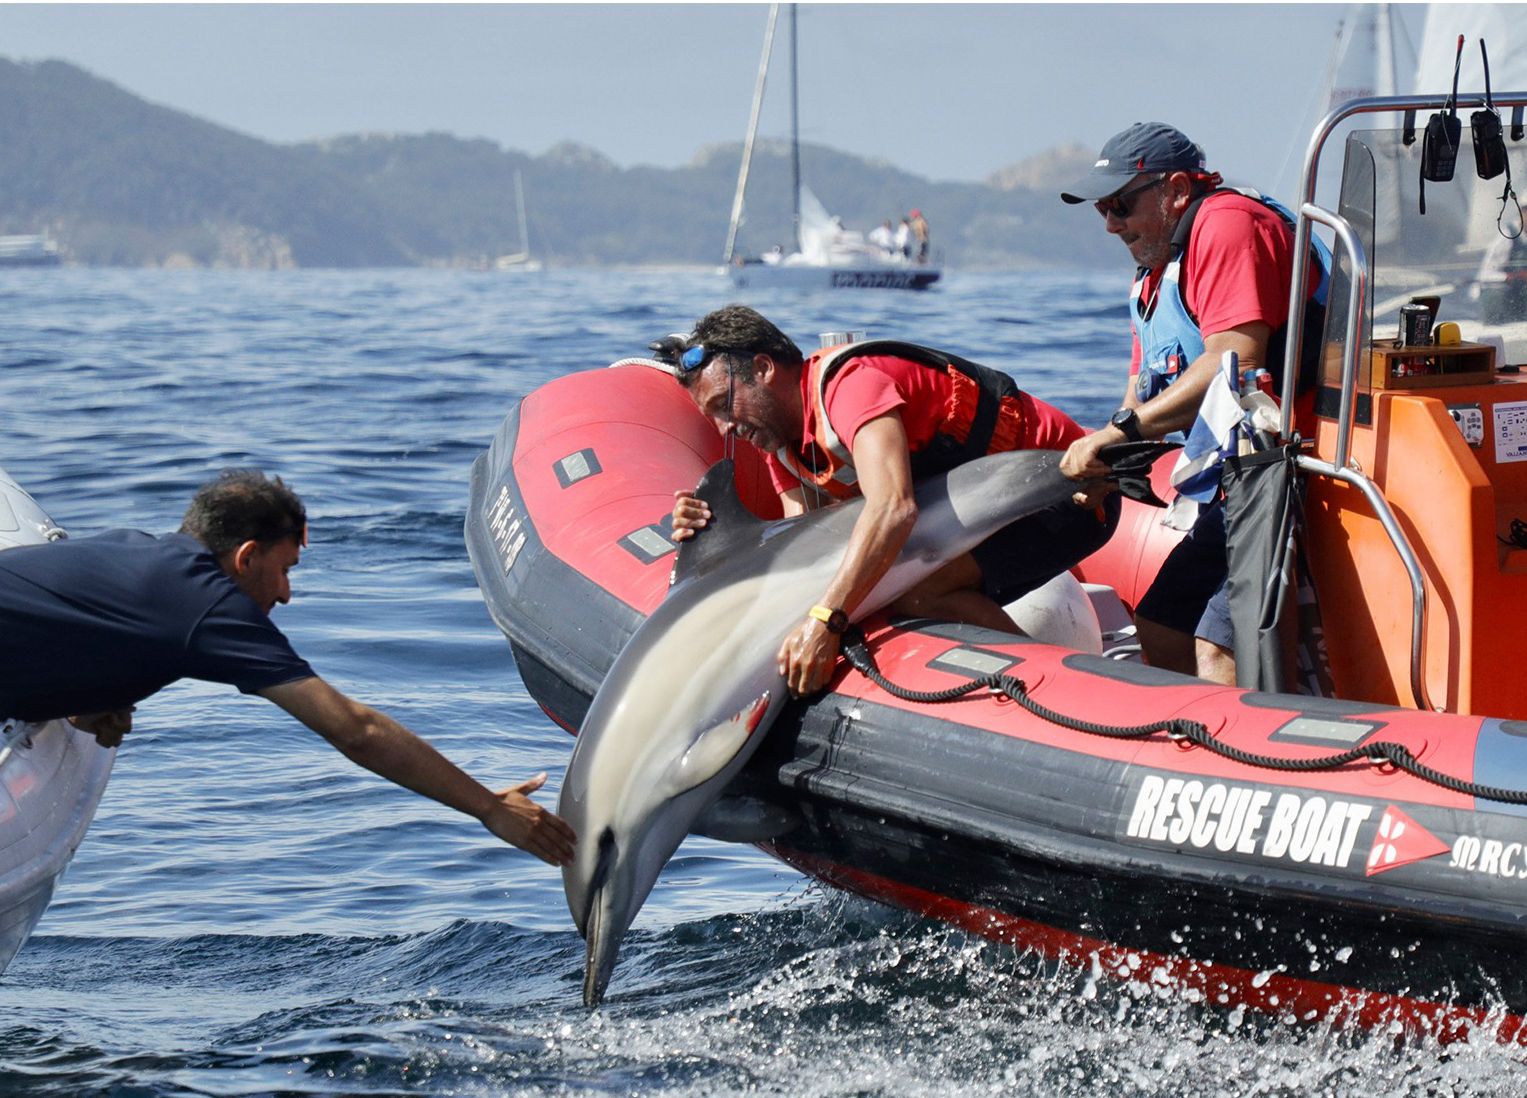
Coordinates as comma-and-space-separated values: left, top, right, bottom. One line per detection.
808, 604, 837, 625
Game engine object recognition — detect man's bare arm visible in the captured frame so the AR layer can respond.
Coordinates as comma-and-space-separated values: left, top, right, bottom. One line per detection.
260, 676, 575, 865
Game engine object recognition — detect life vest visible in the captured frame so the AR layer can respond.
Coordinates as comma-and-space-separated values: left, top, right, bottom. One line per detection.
773, 339, 1028, 502
1131, 188, 1332, 406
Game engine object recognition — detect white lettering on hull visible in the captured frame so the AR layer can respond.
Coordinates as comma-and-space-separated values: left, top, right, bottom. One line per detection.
1125, 774, 1372, 869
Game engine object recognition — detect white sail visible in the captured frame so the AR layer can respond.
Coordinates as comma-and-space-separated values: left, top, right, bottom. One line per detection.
1274, 4, 1418, 209
1416, 4, 1523, 98
1415, 5, 1521, 252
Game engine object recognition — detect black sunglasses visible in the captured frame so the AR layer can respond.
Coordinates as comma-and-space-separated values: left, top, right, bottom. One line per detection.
1096, 174, 1168, 220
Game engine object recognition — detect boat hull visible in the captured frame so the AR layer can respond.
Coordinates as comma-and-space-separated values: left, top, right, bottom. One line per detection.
0, 467, 116, 977
0, 719, 115, 974
728, 263, 941, 291
466, 363, 1527, 1032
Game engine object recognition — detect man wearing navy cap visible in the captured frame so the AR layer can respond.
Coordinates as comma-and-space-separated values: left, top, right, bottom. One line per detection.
1056, 122, 1325, 685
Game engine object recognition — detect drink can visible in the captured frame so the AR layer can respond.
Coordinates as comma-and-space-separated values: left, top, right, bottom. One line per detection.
818, 330, 866, 349
1399, 304, 1433, 347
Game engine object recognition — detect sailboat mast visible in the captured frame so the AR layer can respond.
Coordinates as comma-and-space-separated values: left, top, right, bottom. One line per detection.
789, 3, 801, 254
515, 170, 530, 255
723, 4, 780, 266
1376, 3, 1396, 97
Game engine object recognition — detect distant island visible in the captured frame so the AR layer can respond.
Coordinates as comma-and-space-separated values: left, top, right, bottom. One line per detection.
0, 57, 1117, 271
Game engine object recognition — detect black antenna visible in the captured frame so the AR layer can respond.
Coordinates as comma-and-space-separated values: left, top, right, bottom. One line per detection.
1445, 33, 1464, 116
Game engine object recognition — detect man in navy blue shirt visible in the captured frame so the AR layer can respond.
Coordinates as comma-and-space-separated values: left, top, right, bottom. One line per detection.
0, 469, 576, 867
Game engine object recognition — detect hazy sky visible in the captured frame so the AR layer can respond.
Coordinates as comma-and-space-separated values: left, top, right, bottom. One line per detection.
1, 3, 1435, 190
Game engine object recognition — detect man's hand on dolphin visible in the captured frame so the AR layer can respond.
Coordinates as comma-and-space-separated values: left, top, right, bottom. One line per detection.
671, 490, 711, 542
481, 772, 577, 866
778, 617, 840, 697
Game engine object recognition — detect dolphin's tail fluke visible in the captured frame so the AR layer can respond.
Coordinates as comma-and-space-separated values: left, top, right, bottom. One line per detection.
1098, 440, 1181, 507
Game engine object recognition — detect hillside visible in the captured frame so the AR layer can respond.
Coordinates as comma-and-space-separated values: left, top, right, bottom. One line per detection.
0, 57, 1120, 270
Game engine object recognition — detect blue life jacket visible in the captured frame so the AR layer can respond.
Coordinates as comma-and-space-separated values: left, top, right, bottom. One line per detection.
1130, 188, 1331, 405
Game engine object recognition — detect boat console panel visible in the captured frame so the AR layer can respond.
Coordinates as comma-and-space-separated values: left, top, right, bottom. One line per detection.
1302, 127, 1527, 716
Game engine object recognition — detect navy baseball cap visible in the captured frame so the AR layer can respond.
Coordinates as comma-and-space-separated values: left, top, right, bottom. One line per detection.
1060, 122, 1207, 204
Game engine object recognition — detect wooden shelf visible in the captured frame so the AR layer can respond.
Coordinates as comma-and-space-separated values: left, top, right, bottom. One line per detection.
1368, 339, 1496, 390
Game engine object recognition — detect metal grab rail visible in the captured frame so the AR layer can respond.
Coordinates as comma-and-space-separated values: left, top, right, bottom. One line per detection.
1280, 88, 1527, 437
1273, 91, 1527, 712
1285, 200, 1433, 713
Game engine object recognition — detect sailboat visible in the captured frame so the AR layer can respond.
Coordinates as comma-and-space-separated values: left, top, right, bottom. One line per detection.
1279, 4, 1525, 359
722, 5, 940, 291
494, 170, 542, 272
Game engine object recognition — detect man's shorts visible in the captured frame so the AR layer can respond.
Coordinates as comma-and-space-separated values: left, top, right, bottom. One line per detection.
972, 493, 1121, 607
1133, 500, 1233, 650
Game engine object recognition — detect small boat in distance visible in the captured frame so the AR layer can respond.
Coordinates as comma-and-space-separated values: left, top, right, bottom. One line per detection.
0, 234, 62, 268
722, 5, 940, 291
494, 170, 542, 273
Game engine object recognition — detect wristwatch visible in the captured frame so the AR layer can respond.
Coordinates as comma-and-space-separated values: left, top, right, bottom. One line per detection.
1109, 407, 1143, 442
808, 604, 850, 634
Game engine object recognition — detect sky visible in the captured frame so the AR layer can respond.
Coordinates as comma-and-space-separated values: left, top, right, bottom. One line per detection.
0, 3, 1442, 191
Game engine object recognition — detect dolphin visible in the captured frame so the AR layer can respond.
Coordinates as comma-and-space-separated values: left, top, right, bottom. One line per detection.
558, 442, 1173, 1006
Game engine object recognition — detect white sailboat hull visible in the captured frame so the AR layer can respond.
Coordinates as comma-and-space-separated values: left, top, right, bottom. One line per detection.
0, 466, 116, 977
0, 720, 114, 974
728, 262, 941, 291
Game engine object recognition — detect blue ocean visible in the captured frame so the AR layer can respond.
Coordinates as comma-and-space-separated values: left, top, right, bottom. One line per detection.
2, 269, 1522, 1096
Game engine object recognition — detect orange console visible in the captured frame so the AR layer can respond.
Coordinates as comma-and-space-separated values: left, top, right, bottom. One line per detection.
1305, 346, 1527, 716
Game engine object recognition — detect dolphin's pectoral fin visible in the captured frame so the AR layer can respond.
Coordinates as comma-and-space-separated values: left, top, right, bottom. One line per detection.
671, 459, 772, 587
1097, 440, 1182, 507
660, 691, 772, 798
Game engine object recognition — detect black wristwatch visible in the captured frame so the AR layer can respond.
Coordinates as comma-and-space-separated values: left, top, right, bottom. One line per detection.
808, 604, 850, 634
1109, 407, 1143, 442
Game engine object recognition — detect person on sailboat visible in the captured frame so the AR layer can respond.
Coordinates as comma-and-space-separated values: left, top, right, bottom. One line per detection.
908, 210, 930, 264
1055, 122, 1328, 686
666, 305, 1119, 699
0, 469, 577, 867
868, 220, 896, 257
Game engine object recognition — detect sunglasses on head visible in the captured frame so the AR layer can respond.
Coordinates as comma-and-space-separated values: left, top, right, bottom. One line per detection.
680, 342, 743, 372
1095, 173, 1168, 220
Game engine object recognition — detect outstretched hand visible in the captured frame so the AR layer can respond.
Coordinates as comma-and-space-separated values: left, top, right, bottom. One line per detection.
69, 708, 133, 748
479, 771, 578, 866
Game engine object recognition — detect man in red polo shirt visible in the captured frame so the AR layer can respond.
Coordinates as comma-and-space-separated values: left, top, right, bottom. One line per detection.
669, 304, 1117, 697
1057, 122, 1326, 685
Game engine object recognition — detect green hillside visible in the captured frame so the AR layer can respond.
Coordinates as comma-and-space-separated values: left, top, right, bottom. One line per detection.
0, 57, 1118, 270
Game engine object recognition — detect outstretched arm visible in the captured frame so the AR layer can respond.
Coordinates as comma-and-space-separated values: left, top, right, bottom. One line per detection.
260, 676, 576, 865
777, 413, 917, 696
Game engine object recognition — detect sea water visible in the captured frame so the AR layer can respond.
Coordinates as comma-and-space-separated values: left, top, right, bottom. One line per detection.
1, 269, 1522, 1096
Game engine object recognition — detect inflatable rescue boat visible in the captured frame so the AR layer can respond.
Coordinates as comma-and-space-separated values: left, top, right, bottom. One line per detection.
466, 93, 1527, 1039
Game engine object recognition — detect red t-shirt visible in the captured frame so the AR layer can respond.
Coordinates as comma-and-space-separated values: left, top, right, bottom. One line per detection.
765, 353, 1083, 496
1128, 192, 1307, 374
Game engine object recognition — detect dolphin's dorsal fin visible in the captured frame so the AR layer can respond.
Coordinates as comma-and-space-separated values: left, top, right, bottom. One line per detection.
670, 458, 770, 587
